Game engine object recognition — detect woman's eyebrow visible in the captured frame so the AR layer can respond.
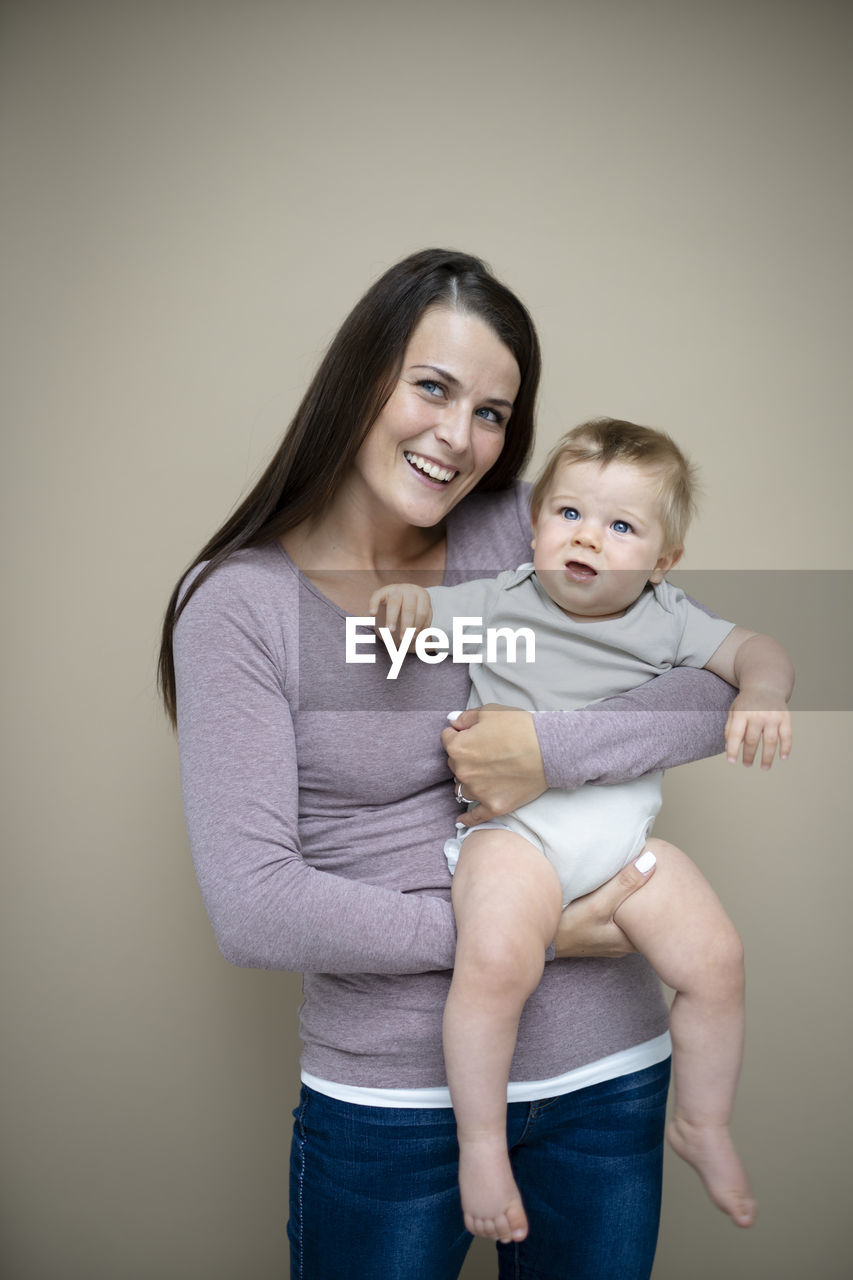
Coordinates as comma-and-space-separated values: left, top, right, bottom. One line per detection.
409, 364, 515, 410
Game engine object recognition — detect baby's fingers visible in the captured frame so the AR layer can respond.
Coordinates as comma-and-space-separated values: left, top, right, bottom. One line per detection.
383, 591, 404, 635
726, 704, 793, 770
367, 587, 400, 631
414, 597, 433, 631
739, 718, 764, 767
725, 712, 747, 764
395, 587, 433, 636
397, 592, 420, 636
761, 712, 793, 767
759, 722, 780, 770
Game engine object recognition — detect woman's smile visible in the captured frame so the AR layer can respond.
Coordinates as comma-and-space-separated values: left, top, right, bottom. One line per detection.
403, 450, 459, 485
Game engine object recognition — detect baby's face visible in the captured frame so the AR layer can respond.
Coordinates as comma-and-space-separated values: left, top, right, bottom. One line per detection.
531, 458, 682, 620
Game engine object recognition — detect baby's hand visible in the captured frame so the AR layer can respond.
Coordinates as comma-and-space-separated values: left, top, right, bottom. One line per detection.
725, 687, 792, 769
367, 583, 433, 644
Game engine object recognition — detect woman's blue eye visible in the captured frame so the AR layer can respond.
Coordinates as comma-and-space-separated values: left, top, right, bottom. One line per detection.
419, 379, 443, 396
476, 406, 505, 426
611, 520, 633, 534
560, 507, 580, 521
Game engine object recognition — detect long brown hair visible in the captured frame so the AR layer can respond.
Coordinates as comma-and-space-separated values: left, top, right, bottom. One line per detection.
158, 248, 541, 723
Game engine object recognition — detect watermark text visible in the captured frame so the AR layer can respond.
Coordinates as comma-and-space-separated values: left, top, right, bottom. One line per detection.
346, 616, 536, 680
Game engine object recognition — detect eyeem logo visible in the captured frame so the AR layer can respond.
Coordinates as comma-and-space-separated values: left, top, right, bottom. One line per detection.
346, 617, 536, 680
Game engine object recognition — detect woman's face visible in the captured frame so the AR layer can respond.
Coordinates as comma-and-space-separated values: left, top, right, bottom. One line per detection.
345, 306, 521, 532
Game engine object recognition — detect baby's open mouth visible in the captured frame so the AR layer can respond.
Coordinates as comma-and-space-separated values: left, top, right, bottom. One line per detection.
565, 560, 598, 581
404, 451, 457, 484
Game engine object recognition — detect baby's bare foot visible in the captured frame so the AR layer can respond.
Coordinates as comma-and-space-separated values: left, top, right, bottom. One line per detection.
458, 1135, 528, 1243
667, 1117, 757, 1227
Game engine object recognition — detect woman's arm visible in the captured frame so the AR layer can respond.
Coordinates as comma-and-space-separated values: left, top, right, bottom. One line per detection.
443, 667, 735, 823
174, 566, 457, 975
537, 663, 736, 790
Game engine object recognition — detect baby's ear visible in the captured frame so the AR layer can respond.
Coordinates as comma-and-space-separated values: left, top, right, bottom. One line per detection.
649, 546, 683, 583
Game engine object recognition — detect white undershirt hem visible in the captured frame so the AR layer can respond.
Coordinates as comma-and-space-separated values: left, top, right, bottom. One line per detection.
302, 1032, 672, 1109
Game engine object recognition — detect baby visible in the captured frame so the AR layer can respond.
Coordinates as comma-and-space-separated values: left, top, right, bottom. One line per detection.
370, 419, 793, 1245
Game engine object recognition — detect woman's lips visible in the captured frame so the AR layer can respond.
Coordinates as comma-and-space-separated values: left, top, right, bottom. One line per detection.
565, 560, 598, 581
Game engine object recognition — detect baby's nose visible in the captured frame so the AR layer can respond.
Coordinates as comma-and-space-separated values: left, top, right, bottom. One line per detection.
572, 522, 600, 548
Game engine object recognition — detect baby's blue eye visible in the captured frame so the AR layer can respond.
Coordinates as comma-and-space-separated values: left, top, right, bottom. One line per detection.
611, 519, 633, 534
560, 507, 580, 521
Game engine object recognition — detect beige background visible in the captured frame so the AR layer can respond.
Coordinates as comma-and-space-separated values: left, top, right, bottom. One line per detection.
2, 1, 851, 1277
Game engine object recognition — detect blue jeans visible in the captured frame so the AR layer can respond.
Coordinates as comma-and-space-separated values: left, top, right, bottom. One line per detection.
288, 1059, 670, 1280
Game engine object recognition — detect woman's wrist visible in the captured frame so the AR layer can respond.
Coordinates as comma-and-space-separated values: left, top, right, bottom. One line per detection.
441, 704, 546, 823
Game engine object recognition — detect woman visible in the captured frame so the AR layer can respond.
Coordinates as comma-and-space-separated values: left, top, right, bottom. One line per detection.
159, 249, 734, 1280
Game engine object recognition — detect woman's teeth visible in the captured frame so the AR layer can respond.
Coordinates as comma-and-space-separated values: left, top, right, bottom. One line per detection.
404, 452, 456, 484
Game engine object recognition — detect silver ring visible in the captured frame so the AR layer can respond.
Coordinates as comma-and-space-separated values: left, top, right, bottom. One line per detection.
455, 780, 473, 806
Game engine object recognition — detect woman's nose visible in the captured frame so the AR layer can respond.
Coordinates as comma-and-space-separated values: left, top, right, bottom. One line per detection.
434, 405, 471, 453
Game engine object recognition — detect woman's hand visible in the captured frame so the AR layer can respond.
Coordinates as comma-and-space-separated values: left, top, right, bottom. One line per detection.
553, 853, 656, 958
441, 704, 547, 824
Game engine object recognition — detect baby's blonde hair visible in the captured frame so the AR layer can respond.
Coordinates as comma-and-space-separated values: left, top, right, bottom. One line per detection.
529, 418, 698, 550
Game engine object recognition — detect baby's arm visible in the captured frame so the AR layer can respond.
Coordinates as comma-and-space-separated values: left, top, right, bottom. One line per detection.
704, 627, 794, 768
367, 583, 433, 647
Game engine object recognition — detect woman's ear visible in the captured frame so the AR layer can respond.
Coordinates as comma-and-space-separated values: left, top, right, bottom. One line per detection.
649, 546, 683, 584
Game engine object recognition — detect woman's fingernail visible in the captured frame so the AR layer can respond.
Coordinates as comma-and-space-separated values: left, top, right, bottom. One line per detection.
634, 850, 656, 873
447, 710, 464, 722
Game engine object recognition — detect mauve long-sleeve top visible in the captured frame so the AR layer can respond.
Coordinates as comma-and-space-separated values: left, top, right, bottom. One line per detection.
174, 484, 734, 1087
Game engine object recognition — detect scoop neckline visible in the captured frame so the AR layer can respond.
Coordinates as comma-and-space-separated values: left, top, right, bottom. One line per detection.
272, 520, 455, 620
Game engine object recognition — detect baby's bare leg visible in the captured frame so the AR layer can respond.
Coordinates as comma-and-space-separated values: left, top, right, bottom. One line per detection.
444, 829, 562, 1244
614, 838, 756, 1228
